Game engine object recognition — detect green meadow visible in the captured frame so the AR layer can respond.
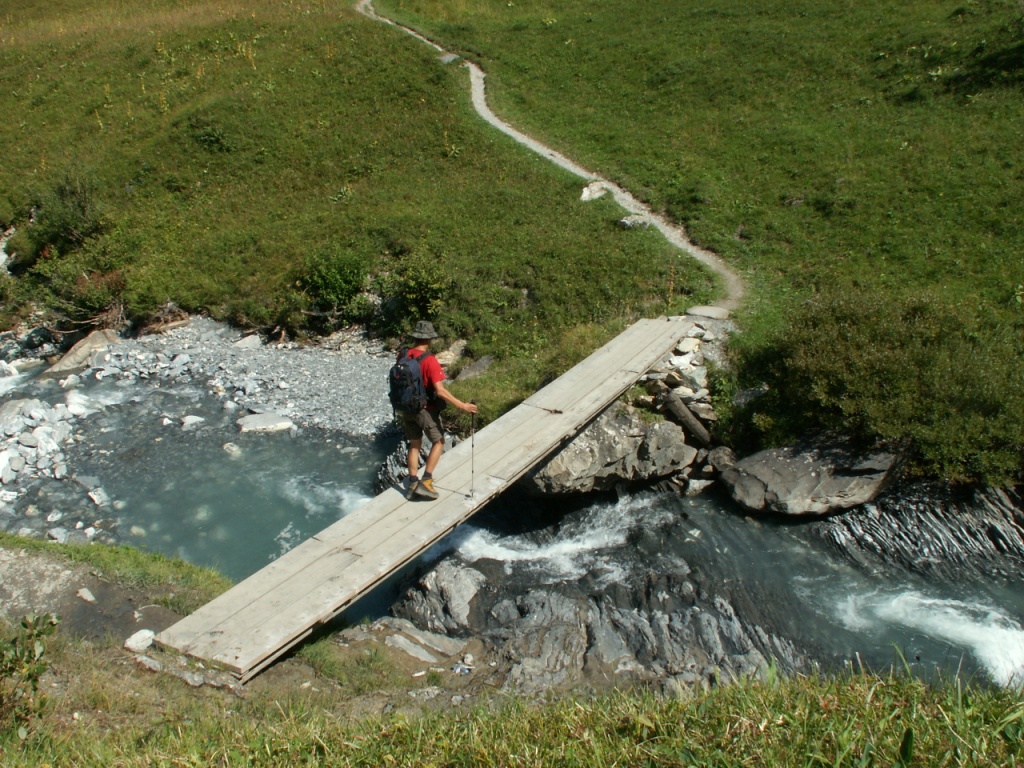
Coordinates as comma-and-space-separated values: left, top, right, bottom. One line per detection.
2, 2, 1024, 759
3, 0, 1021, 480
379, 0, 1024, 482
1, 0, 1022, 479
0, 0, 710, 417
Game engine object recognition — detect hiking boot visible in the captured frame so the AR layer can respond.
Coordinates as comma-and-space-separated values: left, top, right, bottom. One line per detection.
414, 477, 439, 500
405, 478, 420, 500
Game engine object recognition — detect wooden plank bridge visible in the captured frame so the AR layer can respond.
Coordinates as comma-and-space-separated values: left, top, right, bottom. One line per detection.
156, 316, 695, 680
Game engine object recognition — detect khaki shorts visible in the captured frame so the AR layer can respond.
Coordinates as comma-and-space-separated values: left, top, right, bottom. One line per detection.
400, 408, 443, 444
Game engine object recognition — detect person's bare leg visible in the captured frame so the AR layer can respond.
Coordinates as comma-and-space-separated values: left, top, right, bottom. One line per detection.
407, 439, 422, 478
424, 440, 443, 476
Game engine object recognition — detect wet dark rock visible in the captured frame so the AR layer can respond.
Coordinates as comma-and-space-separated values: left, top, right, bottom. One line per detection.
811, 484, 1024, 582
394, 553, 807, 695
21, 327, 53, 350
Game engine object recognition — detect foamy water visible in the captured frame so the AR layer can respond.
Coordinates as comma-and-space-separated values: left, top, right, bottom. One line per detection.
0, 368, 36, 397
280, 475, 371, 520
838, 590, 1024, 687
452, 492, 679, 586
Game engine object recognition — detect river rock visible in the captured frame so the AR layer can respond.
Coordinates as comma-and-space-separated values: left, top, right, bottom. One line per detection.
48, 329, 121, 375
236, 413, 295, 433
720, 438, 898, 516
392, 559, 487, 633
811, 484, 1024, 581
233, 334, 263, 349
0, 398, 43, 435
524, 404, 697, 495
502, 590, 589, 694
395, 554, 806, 696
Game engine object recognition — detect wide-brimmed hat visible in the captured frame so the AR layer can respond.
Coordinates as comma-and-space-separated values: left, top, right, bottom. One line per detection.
410, 320, 438, 340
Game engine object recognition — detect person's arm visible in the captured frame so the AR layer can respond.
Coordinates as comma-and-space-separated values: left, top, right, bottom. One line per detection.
433, 380, 478, 414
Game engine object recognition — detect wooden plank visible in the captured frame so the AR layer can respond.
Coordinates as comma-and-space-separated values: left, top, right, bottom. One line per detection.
157, 317, 694, 678
218, 503, 475, 673
155, 535, 336, 649
163, 547, 362, 667
160, 490, 414, 647
198, 490, 483, 672
524, 318, 688, 411
177, 551, 362, 671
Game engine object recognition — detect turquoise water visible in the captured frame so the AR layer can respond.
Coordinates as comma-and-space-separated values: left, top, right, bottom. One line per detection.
452, 490, 1024, 687
23, 376, 397, 583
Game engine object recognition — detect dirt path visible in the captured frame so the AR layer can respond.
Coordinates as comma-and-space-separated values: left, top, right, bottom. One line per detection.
355, 0, 745, 312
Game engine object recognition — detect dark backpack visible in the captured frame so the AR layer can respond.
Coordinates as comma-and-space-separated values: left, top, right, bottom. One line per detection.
388, 348, 433, 414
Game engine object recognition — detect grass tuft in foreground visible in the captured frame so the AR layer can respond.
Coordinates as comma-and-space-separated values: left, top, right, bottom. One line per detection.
3, 664, 1024, 766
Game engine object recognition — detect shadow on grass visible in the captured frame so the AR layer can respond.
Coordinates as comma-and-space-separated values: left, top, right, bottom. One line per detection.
948, 40, 1024, 92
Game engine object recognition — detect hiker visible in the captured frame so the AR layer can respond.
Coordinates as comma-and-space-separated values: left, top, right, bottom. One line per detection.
392, 320, 478, 500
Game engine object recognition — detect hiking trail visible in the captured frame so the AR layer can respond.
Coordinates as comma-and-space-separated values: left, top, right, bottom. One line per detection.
354, 0, 745, 312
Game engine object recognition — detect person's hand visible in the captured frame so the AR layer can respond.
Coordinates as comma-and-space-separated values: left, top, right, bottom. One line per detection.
463, 400, 478, 415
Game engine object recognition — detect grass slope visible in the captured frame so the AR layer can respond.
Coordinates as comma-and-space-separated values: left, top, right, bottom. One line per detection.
0, 0, 714, 421
377, 0, 1024, 482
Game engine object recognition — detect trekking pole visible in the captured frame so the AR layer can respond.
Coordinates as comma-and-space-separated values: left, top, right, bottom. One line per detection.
469, 400, 476, 499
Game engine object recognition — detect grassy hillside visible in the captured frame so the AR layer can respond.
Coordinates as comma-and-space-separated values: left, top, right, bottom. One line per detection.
0, 0, 713, 416
1, 0, 1021, 478
377, 0, 1024, 482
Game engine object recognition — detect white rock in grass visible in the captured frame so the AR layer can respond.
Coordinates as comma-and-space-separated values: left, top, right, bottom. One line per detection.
125, 629, 155, 653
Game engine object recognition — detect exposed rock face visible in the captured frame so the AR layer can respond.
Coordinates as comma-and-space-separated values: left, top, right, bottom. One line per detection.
720, 439, 898, 516
498, 591, 590, 695
393, 558, 806, 695
812, 484, 1024, 581
392, 559, 487, 633
522, 405, 698, 495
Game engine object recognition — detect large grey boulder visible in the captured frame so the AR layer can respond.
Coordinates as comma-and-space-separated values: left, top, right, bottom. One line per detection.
392, 559, 487, 633
721, 439, 898, 516
524, 405, 698, 495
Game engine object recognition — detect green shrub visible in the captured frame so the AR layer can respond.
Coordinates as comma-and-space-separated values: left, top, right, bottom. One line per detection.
302, 247, 370, 314
9, 170, 107, 272
372, 246, 453, 337
1, 613, 59, 742
730, 287, 1024, 484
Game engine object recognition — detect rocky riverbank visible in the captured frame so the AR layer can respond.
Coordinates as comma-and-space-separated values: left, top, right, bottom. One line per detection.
0, 318, 397, 545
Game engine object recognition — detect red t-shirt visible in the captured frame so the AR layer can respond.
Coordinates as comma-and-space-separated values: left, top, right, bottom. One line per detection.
407, 348, 445, 409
